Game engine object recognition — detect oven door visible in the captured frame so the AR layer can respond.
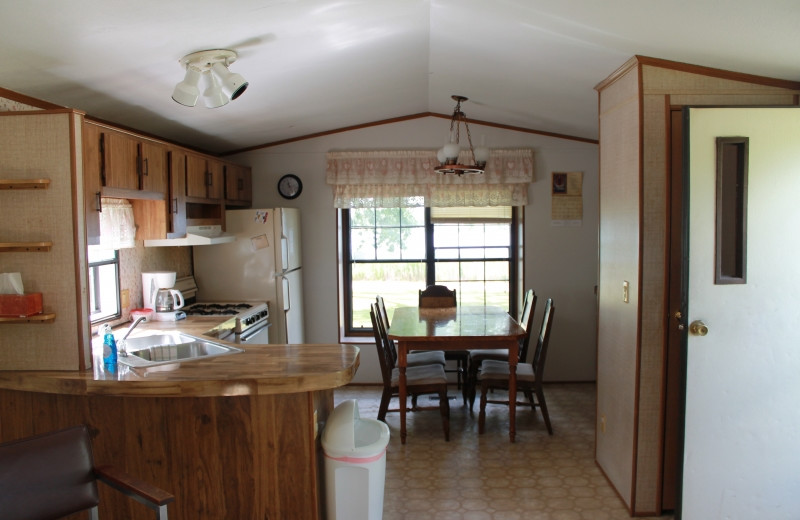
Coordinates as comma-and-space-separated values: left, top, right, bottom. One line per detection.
235, 322, 271, 344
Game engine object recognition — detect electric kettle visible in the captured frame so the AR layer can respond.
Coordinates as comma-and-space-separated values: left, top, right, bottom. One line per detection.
154, 288, 184, 313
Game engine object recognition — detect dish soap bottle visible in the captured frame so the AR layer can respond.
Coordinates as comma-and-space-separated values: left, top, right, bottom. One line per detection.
100, 323, 117, 367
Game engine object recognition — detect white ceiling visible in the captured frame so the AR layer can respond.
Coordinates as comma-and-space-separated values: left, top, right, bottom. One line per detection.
1, 0, 798, 153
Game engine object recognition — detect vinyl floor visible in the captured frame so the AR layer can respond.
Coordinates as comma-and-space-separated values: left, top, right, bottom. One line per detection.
333, 383, 676, 520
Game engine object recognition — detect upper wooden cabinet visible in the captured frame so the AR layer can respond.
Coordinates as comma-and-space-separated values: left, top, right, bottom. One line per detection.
186, 154, 224, 201
225, 162, 252, 206
83, 122, 167, 196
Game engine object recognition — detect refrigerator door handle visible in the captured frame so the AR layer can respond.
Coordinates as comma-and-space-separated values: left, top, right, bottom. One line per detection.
281, 276, 291, 311
281, 237, 289, 272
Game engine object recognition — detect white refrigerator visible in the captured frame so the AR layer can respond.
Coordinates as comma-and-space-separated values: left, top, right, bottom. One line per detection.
192, 208, 305, 344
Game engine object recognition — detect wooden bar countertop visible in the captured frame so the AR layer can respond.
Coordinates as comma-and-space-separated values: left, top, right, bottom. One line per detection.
0, 316, 361, 398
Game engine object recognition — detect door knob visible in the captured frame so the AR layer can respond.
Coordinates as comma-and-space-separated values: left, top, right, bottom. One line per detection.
689, 320, 708, 336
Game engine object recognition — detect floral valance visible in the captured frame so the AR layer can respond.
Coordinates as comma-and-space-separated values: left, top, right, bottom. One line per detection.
326, 149, 534, 208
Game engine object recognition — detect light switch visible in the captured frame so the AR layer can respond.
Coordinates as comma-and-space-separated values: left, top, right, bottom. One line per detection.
622, 281, 629, 303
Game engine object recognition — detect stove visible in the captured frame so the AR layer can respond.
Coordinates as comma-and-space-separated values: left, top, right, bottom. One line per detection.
182, 301, 270, 338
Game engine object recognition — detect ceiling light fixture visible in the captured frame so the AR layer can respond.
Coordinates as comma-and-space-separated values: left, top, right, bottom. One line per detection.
435, 95, 489, 175
172, 49, 248, 108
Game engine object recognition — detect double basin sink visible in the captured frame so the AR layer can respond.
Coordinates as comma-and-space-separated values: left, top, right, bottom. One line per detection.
118, 331, 243, 368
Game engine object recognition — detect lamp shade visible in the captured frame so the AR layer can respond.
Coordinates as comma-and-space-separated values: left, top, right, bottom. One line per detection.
202, 73, 229, 108
210, 62, 248, 101
172, 67, 202, 107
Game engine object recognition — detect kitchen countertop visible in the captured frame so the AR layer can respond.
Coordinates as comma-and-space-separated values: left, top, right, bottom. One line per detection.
0, 316, 360, 397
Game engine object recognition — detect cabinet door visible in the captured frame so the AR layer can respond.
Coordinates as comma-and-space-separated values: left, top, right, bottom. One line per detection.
82, 122, 102, 245
225, 163, 252, 205
206, 159, 225, 200
102, 129, 139, 190
186, 153, 209, 199
140, 140, 167, 194
168, 149, 187, 238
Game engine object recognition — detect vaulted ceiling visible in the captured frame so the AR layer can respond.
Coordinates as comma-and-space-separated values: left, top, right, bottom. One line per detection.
1, 0, 797, 153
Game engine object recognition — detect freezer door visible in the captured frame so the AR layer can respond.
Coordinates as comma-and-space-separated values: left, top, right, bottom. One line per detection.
276, 208, 302, 272
275, 268, 304, 344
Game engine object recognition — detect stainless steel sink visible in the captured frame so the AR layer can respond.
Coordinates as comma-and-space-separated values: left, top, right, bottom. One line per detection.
118, 331, 243, 368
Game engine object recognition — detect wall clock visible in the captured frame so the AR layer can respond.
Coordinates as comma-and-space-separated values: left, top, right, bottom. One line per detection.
277, 173, 302, 199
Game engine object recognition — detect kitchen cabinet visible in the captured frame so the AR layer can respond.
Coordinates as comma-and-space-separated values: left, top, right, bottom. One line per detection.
83, 122, 167, 196
186, 153, 224, 201
225, 162, 252, 206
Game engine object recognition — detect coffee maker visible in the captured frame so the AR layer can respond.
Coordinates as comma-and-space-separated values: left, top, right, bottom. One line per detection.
141, 271, 185, 321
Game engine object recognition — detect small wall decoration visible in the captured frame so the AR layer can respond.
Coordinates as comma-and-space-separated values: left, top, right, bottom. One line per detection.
551, 171, 583, 226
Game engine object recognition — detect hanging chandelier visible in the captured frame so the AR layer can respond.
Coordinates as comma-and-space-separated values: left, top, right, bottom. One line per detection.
435, 95, 489, 175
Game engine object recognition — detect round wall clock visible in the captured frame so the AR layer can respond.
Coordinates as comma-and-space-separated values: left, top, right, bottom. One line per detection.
277, 173, 303, 199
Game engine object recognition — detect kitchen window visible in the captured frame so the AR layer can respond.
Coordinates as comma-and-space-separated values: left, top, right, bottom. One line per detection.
87, 246, 121, 323
341, 205, 520, 335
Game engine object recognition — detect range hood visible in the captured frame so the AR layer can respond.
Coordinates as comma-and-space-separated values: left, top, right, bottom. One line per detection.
144, 225, 236, 247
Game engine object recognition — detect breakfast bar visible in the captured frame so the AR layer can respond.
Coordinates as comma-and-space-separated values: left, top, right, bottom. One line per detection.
0, 317, 360, 520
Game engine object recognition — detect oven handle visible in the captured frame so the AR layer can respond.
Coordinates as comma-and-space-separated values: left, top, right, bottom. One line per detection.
238, 321, 271, 343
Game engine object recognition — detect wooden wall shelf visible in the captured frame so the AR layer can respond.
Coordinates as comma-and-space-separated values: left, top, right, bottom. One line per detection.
0, 313, 56, 324
0, 179, 51, 190
0, 242, 53, 252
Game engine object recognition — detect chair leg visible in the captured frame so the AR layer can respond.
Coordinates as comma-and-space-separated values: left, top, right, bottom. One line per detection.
536, 386, 553, 435
478, 381, 488, 434
439, 388, 450, 441
378, 387, 392, 421
467, 359, 479, 412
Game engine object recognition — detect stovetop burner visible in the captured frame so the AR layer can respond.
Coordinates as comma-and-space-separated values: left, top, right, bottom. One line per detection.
182, 302, 254, 316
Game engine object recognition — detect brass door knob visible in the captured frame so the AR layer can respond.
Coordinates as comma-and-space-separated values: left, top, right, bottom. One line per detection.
689, 320, 708, 336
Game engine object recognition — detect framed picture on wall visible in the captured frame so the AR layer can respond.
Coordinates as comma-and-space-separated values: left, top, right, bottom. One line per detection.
552, 172, 568, 195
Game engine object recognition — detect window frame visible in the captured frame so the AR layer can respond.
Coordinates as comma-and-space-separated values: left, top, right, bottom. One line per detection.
340, 207, 521, 337
87, 248, 121, 324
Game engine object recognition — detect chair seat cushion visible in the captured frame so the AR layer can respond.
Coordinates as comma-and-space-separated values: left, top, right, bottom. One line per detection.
408, 350, 446, 366
478, 359, 535, 383
391, 364, 448, 386
469, 349, 509, 363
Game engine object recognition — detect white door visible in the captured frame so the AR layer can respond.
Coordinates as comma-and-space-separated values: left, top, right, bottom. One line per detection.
683, 107, 800, 518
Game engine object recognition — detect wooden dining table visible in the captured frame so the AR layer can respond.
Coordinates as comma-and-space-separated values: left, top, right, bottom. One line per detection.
388, 305, 526, 443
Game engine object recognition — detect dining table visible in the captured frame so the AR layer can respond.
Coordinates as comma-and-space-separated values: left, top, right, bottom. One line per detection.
388, 305, 526, 443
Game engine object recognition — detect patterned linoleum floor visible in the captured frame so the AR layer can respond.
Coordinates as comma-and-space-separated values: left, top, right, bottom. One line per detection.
333, 383, 675, 520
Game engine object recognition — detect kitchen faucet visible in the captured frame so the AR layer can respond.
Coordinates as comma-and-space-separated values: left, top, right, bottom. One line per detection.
118, 316, 147, 356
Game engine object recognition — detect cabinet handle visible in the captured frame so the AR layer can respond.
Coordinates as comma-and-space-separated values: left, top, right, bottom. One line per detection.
237, 178, 243, 191
172, 198, 178, 214
95, 192, 102, 212
142, 157, 149, 176
206, 171, 212, 186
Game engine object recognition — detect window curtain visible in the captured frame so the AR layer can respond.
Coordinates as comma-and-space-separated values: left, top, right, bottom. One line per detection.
98, 197, 136, 249
326, 148, 534, 208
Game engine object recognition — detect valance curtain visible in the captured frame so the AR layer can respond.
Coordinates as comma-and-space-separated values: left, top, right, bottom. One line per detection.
98, 197, 136, 249
326, 148, 534, 208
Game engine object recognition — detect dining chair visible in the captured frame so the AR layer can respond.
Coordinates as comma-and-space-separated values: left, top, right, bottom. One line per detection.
478, 298, 555, 435
418, 284, 469, 400
0, 424, 174, 520
370, 303, 450, 441
466, 289, 536, 411
376, 295, 446, 369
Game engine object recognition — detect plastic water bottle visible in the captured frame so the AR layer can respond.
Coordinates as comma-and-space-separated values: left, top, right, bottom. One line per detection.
100, 324, 118, 367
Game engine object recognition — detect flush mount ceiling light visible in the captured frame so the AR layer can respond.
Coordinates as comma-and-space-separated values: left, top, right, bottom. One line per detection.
172, 49, 248, 108
435, 95, 489, 175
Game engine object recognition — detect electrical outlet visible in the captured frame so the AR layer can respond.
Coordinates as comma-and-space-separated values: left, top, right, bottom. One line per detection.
120, 289, 130, 309
622, 281, 629, 303
600, 415, 607, 433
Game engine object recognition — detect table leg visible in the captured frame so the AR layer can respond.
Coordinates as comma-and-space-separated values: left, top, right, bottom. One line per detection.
508, 343, 517, 443
398, 343, 407, 444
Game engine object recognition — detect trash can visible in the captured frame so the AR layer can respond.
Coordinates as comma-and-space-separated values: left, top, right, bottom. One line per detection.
322, 399, 390, 520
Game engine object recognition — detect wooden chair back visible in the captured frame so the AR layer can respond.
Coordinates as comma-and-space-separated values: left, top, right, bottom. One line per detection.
531, 298, 555, 383
418, 285, 457, 308
375, 295, 397, 366
518, 290, 538, 362
370, 303, 395, 383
